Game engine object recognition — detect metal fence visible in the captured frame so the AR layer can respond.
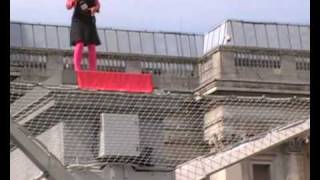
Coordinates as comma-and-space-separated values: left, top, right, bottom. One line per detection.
10, 20, 310, 59
10, 22, 204, 58
10, 81, 309, 168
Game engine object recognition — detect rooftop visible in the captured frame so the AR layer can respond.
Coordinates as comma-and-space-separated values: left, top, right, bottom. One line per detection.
10, 81, 310, 168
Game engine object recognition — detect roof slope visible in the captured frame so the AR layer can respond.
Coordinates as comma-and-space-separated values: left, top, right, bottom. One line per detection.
10, 82, 310, 168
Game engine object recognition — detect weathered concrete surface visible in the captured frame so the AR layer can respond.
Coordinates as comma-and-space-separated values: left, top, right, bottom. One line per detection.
10, 123, 64, 180
198, 48, 309, 96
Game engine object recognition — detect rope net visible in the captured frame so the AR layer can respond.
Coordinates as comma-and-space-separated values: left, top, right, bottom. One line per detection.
10, 81, 309, 174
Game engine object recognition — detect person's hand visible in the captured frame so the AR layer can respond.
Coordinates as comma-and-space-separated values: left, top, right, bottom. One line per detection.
66, 0, 78, 9
89, 6, 98, 15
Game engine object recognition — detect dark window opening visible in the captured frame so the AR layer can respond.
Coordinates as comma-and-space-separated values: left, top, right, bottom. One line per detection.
256, 60, 260, 67
252, 60, 257, 67
244, 59, 249, 66
296, 61, 309, 71
303, 62, 307, 70
252, 164, 271, 180
235, 58, 239, 66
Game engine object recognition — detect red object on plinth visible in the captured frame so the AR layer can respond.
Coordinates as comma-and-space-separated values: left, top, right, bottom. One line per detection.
76, 71, 153, 93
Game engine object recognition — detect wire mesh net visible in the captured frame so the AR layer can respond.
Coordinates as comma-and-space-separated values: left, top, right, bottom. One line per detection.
10, 81, 309, 172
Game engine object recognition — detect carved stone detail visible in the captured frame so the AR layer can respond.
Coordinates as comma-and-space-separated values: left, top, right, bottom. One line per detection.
287, 137, 305, 153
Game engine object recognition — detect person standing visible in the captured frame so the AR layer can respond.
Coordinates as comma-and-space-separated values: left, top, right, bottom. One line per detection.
66, 0, 101, 71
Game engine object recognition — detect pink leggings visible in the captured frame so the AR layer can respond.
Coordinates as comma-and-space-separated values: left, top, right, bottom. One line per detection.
73, 41, 97, 71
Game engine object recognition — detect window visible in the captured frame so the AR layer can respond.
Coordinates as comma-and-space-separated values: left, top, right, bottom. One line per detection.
252, 164, 271, 180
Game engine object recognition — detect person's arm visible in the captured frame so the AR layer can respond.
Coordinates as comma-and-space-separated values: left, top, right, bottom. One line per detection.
66, 0, 77, 10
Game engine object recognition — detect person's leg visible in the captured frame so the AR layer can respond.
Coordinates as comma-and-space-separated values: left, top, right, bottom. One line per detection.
88, 44, 97, 71
73, 41, 84, 71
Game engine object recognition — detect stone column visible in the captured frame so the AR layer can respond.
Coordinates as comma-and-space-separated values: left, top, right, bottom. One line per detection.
285, 138, 307, 180
43, 54, 64, 85
125, 60, 141, 73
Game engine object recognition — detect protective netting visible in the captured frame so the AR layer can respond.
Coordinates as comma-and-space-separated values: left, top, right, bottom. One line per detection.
175, 118, 309, 180
10, 81, 309, 172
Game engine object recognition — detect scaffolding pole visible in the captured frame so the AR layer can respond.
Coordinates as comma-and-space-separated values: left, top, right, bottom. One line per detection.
10, 116, 75, 180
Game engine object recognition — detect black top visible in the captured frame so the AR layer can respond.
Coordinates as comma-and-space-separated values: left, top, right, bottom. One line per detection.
72, 0, 96, 21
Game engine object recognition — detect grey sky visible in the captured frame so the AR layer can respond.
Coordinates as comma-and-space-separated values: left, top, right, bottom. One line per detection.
10, 0, 309, 33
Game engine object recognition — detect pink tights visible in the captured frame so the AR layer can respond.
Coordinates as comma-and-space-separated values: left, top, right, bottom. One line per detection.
73, 41, 97, 71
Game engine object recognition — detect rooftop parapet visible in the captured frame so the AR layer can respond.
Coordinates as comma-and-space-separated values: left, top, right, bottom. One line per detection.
203, 20, 310, 55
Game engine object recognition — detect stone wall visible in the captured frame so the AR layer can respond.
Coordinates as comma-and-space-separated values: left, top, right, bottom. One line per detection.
198, 47, 309, 96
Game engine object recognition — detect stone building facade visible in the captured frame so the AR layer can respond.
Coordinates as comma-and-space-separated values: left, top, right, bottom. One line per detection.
10, 20, 309, 180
